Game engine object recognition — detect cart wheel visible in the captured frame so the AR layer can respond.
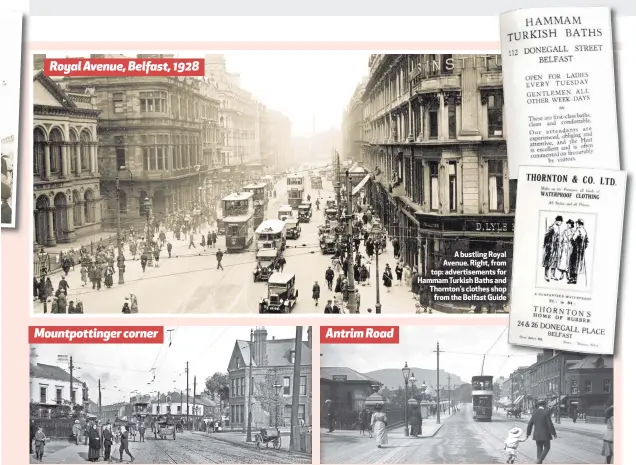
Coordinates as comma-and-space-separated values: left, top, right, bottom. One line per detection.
274, 437, 282, 450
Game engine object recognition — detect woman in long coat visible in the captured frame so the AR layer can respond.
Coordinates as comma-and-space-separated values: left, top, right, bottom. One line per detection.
371, 403, 388, 448
87, 423, 101, 462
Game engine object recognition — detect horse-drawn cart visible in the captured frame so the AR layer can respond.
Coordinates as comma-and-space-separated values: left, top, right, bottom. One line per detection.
255, 427, 282, 450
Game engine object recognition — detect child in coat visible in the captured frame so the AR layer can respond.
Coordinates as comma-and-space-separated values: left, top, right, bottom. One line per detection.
503, 427, 527, 463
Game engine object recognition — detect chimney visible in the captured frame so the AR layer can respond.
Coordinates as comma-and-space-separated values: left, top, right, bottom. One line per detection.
307, 327, 312, 349
30, 347, 38, 368
253, 327, 268, 366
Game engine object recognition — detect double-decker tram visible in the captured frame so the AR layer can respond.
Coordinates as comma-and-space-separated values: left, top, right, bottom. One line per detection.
243, 182, 268, 228
286, 174, 305, 208
221, 192, 255, 252
471, 375, 494, 421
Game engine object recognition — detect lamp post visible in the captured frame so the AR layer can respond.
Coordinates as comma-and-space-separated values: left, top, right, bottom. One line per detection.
115, 166, 133, 285
402, 362, 411, 437
143, 197, 152, 255
371, 222, 383, 313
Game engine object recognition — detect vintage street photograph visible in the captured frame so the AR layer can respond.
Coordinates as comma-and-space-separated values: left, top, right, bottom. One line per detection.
29, 326, 313, 464
0, 10, 22, 227
32, 52, 513, 314
320, 325, 614, 464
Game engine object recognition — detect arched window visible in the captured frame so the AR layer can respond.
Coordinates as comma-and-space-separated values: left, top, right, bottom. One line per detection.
72, 190, 82, 226
33, 128, 46, 177
49, 128, 64, 174
69, 131, 78, 174
84, 189, 95, 223
80, 130, 91, 171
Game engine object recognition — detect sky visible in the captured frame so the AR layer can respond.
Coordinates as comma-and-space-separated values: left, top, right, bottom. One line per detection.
42, 51, 371, 137
0, 10, 22, 141
32, 326, 307, 405
320, 326, 541, 384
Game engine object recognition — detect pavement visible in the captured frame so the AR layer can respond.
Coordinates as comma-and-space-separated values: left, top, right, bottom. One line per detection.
30, 431, 311, 464
320, 405, 607, 464
33, 176, 435, 314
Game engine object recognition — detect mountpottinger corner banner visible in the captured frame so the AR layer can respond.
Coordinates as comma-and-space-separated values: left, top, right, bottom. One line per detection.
320, 326, 399, 344
43, 58, 205, 77
28, 326, 165, 344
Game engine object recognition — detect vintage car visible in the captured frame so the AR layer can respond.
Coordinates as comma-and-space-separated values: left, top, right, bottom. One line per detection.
285, 218, 301, 239
320, 234, 338, 254
253, 249, 279, 282
297, 203, 312, 222
310, 176, 322, 189
277, 205, 293, 221
324, 208, 338, 222
325, 199, 336, 210
259, 273, 298, 313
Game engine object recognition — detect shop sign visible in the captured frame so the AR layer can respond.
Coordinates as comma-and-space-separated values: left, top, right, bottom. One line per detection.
332, 375, 348, 381
464, 219, 515, 233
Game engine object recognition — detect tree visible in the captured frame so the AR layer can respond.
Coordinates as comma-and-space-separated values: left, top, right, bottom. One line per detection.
254, 369, 285, 427
205, 372, 230, 413
493, 381, 502, 401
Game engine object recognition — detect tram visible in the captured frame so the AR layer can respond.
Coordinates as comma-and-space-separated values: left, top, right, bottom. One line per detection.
286, 174, 305, 208
471, 375, 494, 421
221, 192, 255, 252
243, 182, 268, 229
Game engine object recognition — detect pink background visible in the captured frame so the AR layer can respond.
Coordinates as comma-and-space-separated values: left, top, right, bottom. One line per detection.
2, 41, 622, 464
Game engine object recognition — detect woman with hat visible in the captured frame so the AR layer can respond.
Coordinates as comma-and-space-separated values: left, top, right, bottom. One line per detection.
87, 423, 101, 462
503, 427, 527, 463
370, 403, 388, 448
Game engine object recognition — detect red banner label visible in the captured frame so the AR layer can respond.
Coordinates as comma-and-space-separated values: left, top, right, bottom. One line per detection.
43, 58, 204, 77
29, 326, 164, 344
320, 326, 399, 344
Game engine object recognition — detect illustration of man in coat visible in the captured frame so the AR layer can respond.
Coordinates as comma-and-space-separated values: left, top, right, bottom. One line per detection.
542, 215, 563, 281
568, 219, 589, 285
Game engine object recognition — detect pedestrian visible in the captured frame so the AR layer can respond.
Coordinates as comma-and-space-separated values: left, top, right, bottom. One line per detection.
526, 399, 557, 464
383, 264, 393, 292
312, 281, 321, 306
504, 427, 527, 464
45, 277, 54, 297
34, 426, 46, 462
324, 299, 334, 314
395, 262, 403, 285
354, 264, 361, 283
409, 404, 422, 436
138, 424, 146, 443
153, 247, 160, 267
87, 423, 101, 462
189, 232, 196, 249
103, 424, 113, 462
325, 266, 334, 291
80, 264, 88, 287
325, 400, 335, 432
58, 276, 70, 295
569, 403, 578, 423
130, 293, 139, 313
201, 234, 206, 247
212, 231, 217, 247
355, 289, 361, 313
371, 403, 388, 448
602, 403, 613, 464
332, 298, 342, 314
411, 266, 420, 299
359, 408, 370, 436
216, 249, 224, 270
104, 267, 114, 288
122, 297, 131, 314
30, 420, 36, 454
392, 237, 400, 259
56, 291, 68, 314
207, 231, 213, 248
140, 252, 148, 272
279, 256, 287, 272
119, 426, 135, 463
166, 241, 173, 258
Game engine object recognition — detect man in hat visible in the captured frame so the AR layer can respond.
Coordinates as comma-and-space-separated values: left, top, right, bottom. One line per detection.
526, 399, 557, 464
325, 400, 335, 433
542, 216, 563, 281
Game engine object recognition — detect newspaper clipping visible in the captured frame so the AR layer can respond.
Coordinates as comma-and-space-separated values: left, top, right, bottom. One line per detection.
499, 7, 620, 178
509, 166, 626, 355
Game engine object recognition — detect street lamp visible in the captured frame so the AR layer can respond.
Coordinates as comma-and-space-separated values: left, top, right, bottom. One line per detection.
115, 166, 133, 285
371, 222, 383, 313
409, 374, 417, 398
401, 362, 411, 437
143, 197, 152, 255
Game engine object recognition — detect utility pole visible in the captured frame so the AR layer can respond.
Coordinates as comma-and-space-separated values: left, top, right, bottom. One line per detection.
335, 150, 341, 211
180, 391, 183, 416
345, 170, 358, 314
193, 376, 197, 431
290, 326, 303, 451
98, 379, 102, 416
557, 352, 563, 424
434, 342, 443, 424
510, 373, 513, 406
246, 329, 254, 442
447, 374, 451, 412
186, 362, 189, 429
69, 357, 75, 407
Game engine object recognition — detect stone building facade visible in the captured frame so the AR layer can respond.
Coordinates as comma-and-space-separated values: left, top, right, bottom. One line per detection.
61, 62, 220, 226
342, 78, 367, 163
358, 54, 514, 312
33, 71, 102, 246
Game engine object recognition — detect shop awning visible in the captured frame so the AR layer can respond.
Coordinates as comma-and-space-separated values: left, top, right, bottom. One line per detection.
513, 395, 525, 406
548, 395, 568, 408
352, 174, 371, 195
